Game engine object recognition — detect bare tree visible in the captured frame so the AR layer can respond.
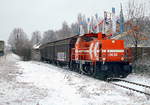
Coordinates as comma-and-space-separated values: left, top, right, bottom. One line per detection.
42, 30, 57, 44
59, 21, 72, 39
71, 23, 79, 35
8, 28, 31, 60
126, 0, 149, 61
31, 31, 41, 46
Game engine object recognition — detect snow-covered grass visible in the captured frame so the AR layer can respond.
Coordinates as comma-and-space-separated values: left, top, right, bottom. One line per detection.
1, 53, 150, 105
0, 53, 20, 81
17, 61, 150, 105
0, 54, 47, 105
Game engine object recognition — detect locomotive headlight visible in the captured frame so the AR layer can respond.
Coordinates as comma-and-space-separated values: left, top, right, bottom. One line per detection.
102, 58, 106, 61
121, 57, 124, 61
112, 40, 115, 43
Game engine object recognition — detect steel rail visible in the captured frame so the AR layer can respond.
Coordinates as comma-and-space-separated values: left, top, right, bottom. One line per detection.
112, 78, 150, 89
110, 82, 150, 96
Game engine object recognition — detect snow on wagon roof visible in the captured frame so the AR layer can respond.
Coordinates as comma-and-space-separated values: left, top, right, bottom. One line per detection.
32, 43, 41, 50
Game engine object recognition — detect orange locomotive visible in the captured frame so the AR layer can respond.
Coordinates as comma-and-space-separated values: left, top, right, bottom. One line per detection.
70, 32, 132, 80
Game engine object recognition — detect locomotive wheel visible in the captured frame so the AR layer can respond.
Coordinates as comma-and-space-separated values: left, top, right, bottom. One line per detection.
89, 66, 96, 77
81, 64, 89, 75
89, 65, 108, 80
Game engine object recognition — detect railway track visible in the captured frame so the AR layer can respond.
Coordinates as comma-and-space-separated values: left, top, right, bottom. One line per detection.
112, 78, 150, 89
109, 78, 150, 96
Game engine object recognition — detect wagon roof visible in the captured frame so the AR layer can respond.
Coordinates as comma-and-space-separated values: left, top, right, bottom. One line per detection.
40, 34, 79, 48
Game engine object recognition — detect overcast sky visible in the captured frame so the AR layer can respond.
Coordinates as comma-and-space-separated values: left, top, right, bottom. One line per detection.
0, 0, 140, 42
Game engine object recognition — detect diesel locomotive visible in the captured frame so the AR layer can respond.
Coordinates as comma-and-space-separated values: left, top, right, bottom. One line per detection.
40, 32, 132, 80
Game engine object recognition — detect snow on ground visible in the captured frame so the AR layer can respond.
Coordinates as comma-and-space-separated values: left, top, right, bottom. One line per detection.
0, 53, 150, 105
17, 61, 150, 105
0, 54, 47, 105
0, 53, 21, 81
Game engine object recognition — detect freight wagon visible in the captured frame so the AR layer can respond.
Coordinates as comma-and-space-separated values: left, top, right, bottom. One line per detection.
40, 35, 78, 66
